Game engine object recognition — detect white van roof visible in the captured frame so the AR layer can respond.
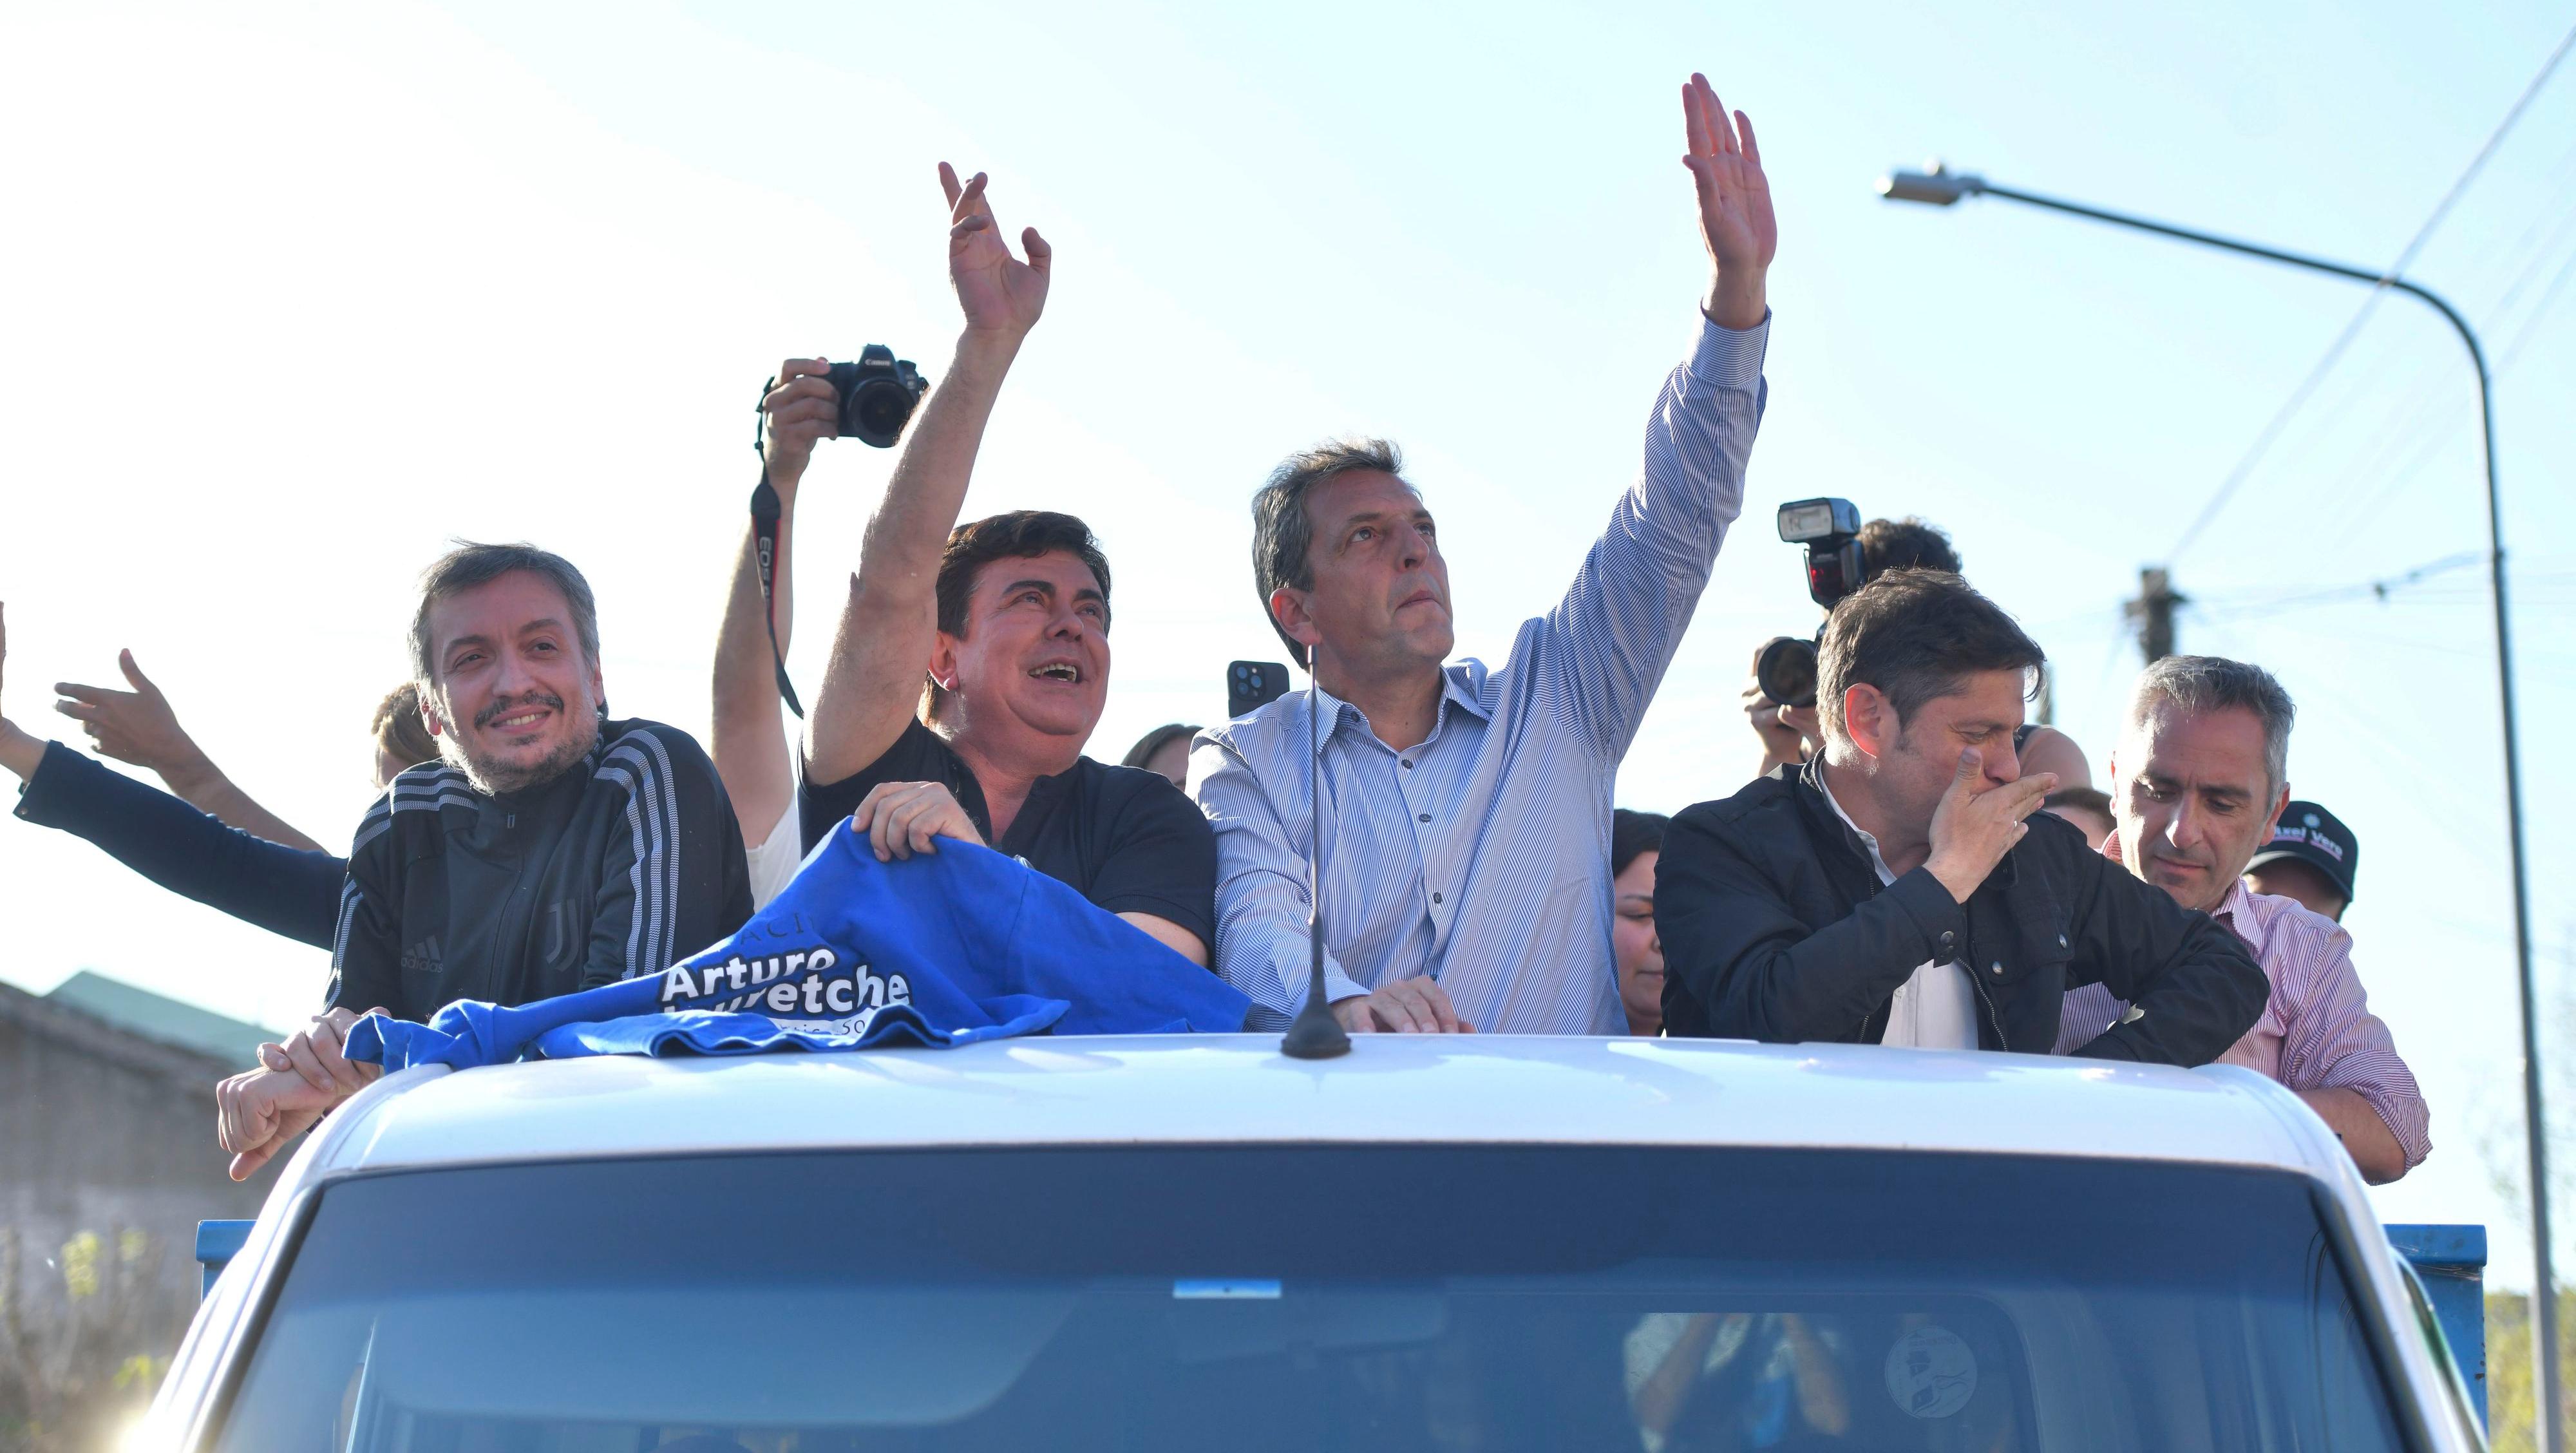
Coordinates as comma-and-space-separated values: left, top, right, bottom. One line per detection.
301, 1034, 2350, 1184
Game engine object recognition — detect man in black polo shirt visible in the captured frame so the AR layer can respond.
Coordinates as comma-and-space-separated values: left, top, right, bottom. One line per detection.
797, 162, 1214, 964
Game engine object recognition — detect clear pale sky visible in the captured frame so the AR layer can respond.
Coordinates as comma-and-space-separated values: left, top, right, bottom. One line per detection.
4, 1, 2574, 1282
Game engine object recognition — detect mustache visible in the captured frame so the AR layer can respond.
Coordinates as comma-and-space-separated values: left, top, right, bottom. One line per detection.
2143, 842, 2217, 871
474, 690, 565, 730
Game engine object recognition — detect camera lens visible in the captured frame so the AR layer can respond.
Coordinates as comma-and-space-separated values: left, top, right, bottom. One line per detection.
849, 381, 916, 448
1756, 636, 1819, 709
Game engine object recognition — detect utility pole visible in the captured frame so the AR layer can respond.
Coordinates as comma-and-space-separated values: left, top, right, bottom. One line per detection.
2126, 567, 2185, 663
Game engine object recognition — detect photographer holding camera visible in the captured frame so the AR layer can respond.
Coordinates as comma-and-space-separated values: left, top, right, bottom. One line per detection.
1744, 513, 1963, 775
793, 164, 1215, 965
1656, 570, 2265, 1061
1742, 511, 2090, 792
715, 359, 822, 906
715, 347, 931, 907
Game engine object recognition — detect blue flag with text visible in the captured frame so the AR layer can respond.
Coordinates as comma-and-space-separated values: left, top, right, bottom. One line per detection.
346, 828, 1248, 1069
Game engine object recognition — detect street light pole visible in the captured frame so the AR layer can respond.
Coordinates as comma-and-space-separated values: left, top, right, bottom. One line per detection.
1882, 162, 2555, 1448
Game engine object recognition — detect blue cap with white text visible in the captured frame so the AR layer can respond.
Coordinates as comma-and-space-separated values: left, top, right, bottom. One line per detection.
2247, 800, 2358, 903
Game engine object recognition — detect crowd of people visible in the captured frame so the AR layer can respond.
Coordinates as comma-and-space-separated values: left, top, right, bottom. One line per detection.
0, 71, 2425, 1186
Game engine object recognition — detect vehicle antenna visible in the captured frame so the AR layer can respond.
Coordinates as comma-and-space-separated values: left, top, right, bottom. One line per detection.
1280, 658, 1350, 1059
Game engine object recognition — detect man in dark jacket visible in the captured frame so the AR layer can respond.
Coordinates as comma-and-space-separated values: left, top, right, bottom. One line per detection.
1657, 571, 2266, 1061
216, 542, 755, 1177
325, 542, 754, 1020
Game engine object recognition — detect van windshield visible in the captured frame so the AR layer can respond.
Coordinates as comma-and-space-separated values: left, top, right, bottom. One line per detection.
217, 1146, 2405, 1452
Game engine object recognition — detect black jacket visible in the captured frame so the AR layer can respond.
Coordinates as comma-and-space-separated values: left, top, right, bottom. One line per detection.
328, 719, 753, 1021
1656, 757, 2267, 1063
14, 741, 343, 947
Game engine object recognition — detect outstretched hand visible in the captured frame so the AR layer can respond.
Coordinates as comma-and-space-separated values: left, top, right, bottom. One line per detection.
54, 649, 205, 779
1680, 72, 1775, 330
938, 162, 1051, 339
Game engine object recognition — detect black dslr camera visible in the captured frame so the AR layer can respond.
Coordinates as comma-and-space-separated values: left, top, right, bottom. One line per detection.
1754, 497, 1863, 709
829, 345, 930, 448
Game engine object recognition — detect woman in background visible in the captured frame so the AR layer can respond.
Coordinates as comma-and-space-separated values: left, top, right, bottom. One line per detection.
1611, 808, 1669, 1036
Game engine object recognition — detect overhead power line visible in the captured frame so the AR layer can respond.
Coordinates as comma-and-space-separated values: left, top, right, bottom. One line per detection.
2316, 176, 2576, 552
2255, 131, 2576, 543
2190, 549, 2485, 622
2500, 240, 2576, 370
2166, 19, 2576, 563
2268, 145, 2576, 556
2185, 552, 2576, 626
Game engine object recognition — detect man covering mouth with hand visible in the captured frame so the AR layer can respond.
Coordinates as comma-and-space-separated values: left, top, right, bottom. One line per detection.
1654, 571, 2266, 1063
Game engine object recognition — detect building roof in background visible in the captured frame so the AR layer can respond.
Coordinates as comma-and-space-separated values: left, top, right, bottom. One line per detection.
41, 969, 278, 1066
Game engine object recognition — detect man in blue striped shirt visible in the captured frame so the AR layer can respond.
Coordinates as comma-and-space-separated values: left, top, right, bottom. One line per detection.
1191, 73, 1772, 1035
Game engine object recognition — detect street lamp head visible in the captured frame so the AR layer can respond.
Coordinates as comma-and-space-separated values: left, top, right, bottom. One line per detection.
1878, 160, 1985, 207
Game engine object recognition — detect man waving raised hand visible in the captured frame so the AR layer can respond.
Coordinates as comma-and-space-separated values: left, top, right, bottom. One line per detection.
797, 165, 1217, 966
1196, 74, 1776, 1034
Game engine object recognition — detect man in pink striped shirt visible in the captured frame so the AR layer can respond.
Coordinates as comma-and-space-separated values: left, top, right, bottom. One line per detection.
2056, 656, 2429, 1183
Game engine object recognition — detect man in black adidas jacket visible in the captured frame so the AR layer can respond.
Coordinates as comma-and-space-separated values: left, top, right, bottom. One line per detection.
1657, 571, 2265, 1061
218, 542, 752, 1178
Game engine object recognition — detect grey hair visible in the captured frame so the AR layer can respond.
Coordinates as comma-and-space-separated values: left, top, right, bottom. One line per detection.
407, 541, 602, 684
2127, 655, 2295, 793
1250, 437, 1407, 669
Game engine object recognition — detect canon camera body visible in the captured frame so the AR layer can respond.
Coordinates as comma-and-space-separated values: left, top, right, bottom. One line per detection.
829, 345, 931, 448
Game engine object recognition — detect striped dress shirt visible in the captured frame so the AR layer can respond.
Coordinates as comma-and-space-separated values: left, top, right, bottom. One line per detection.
2057, 879, 2431, 1170
1191, 312, 1770, 1034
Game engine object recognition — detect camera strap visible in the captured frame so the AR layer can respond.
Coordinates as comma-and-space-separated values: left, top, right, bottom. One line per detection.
749, 376, 804, 719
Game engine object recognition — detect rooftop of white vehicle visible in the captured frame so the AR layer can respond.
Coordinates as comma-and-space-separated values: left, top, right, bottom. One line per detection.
307, 1033, 2343, 1182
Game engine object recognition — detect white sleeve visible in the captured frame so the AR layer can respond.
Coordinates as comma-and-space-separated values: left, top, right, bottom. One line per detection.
743, 797, 806, 909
